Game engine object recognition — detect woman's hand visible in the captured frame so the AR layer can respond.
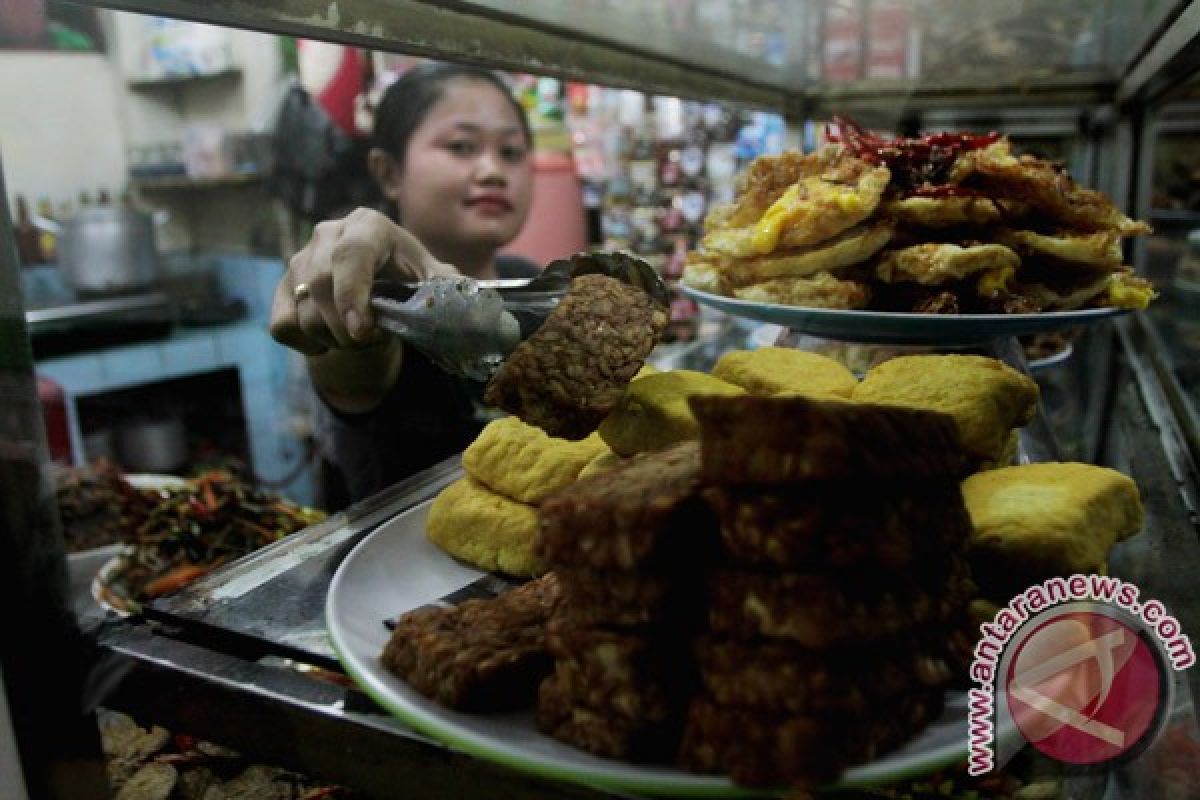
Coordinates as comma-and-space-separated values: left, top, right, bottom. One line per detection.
270, 208, 458, 356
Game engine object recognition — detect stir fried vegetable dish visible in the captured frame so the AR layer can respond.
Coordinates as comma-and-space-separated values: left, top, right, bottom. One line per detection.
98, 469, 324, 612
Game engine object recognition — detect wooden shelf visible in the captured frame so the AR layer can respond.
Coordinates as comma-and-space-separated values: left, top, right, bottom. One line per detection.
127, 67, 241, 89
130, 173, 264, 191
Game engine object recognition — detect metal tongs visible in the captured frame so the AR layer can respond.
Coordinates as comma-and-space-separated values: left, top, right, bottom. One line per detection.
369, 251, 669, 381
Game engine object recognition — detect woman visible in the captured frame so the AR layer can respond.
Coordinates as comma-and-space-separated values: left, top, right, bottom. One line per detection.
270, 63, 537, 507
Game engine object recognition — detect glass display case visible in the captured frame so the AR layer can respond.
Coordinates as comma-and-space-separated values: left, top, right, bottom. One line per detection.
3, 2, 1199, 798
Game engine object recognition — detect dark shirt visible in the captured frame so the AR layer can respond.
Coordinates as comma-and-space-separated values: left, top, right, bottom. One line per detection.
321, 254, 540, 506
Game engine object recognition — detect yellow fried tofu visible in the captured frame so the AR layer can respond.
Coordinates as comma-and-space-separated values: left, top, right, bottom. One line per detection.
462, 416, 609, 504
852, 355, 1039, 461
962, 462, 1143, 597
597, 370, 746, 456
712, 347, 859, 398
426, 476, 542, 577
576, 450, 626, 481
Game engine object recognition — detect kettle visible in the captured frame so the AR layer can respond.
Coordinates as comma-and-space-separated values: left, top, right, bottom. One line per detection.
57, 206, 162, 295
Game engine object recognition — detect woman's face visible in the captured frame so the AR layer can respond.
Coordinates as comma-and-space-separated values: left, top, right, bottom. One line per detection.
383, 78, 533, 268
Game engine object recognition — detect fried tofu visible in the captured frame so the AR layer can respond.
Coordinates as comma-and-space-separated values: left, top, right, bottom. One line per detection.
689, 394, 967, 483
462, 416, 608, 504
576, 450, 626, 481
711, 347, 859, 398
597, 370, 746, 457
962, 462, 1144, 596
426, 476, 543, 577
852, 355, 1039, 463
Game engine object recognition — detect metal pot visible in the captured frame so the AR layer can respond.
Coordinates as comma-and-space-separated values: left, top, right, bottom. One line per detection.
116, 415, 188, 474
58, 206, 161, 295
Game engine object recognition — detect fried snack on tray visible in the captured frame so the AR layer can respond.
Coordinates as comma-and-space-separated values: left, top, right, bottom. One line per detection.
536, 671, 680, 762
596, 370, 746, 457
536, 440, 712, 570
425, 476, 542, 577
683, 116, 1155, 314
554, 566, 700, 628
462, 416, 608, 504
484, 273, 667, 439
711, 347, 858, 398
678, 689, 944, 787
705, 563, 966, 648
694, 635, 950, 715
701, 481, 971, 570
962, 462, 1144, 597
380, 573, 560, 711
688, 394, 966, 484
852, 354, 1039, 464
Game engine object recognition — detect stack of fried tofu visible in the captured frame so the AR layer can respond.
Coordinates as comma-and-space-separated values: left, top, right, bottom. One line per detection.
535, 441, 713, 762
678, 395, 976, 787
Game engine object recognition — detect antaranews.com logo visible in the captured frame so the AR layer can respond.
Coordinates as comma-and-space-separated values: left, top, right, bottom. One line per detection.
967, 574, 1194, 775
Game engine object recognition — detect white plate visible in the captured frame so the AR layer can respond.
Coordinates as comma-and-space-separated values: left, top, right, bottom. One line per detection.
326, 502, 975, 797
682, 285, 1130, 346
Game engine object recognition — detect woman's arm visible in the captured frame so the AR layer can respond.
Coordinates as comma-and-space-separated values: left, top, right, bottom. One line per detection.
269, 207, 457, 412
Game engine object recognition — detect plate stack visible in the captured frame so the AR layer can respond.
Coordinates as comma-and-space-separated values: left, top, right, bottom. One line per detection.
679, 394, 976, 787
535, 441, 714, 762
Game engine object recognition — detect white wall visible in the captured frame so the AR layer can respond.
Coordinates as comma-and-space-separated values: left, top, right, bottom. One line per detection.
0, 52, 129, 212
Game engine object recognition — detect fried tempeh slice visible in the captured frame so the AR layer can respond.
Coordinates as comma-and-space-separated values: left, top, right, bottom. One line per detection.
706, 568, 954, 648
537, 671, 682, 762
694, 635, 951, 715
554, 566, 703, 629
537, 441, 714, 570
689, 395, 966, 484
380, 573, 560, 711
702, 480, 971, 570
484, 274, 667, 439
678, 690, 944, 787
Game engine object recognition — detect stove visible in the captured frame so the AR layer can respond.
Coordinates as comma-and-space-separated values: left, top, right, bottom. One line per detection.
25, 288, 175, 358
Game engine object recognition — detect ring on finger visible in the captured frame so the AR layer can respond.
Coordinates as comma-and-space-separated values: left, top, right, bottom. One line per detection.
293, 282, 311, 301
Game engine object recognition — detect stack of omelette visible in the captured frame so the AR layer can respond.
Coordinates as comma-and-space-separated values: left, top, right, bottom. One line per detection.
684, 118, 1155, 314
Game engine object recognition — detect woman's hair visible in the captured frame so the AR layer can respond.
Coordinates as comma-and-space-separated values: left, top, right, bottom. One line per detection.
372, 62, 532, 163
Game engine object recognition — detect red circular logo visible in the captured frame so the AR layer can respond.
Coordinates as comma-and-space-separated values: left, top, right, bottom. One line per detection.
1006, 610, 1165, 765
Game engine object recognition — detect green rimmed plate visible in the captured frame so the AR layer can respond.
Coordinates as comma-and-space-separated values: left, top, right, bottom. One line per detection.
325, 500, 976, 797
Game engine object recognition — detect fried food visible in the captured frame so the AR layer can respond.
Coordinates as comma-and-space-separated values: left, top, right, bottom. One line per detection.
596, 370, 746, 457
711, 347, 859, 398
554, 566, 702, 628
852, 355, 1040, 463
536, 441, 711, 570
686, 120, 1153, 315
484, 273, 667, 439
719, 222, 894, 287
689, 394, 966, 484
730, 271, 871, 309
462, 416, 608, 504
380, 573, 559, 711
678, 690, 943, 787
883, 195, 1024, 227
706, 567, 958, 647
951, 139, 1151, 236
702, 481, 970, 570
996, 228, 1123, 269
962, 462, 1144, 597
425, 476, 542, 576
875, 242, 1021, 286
576, 449, 625, 481
546, 620, 690, 702
702, 148, 890, 257
536, 671, 680, 762
694, 636, 949, 715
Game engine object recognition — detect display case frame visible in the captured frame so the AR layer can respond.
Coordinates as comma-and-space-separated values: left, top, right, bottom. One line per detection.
4, 1, 1200, 797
